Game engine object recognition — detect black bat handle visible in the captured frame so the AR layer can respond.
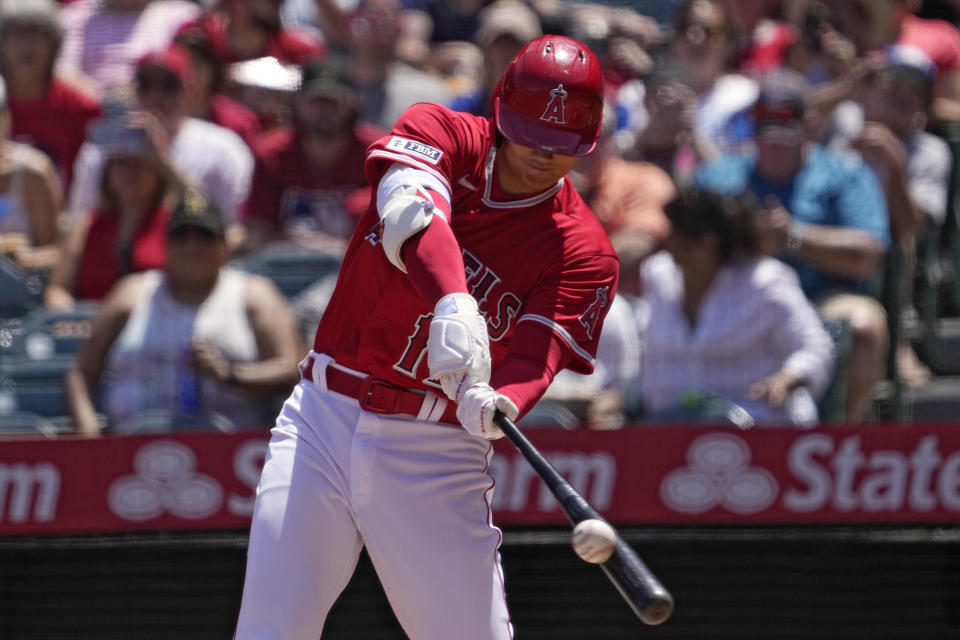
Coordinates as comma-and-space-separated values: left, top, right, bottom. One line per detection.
493, 412, 675, 625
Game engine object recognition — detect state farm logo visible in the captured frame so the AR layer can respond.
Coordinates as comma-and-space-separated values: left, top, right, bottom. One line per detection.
660, 433, 778, 514
108, 441, 223, 521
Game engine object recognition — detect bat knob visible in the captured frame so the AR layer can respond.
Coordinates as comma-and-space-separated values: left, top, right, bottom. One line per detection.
639, 592, 675, 626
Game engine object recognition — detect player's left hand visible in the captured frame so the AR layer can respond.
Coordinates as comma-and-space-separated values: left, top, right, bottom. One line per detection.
428, 293, 491, 401
456, 383, 518, 440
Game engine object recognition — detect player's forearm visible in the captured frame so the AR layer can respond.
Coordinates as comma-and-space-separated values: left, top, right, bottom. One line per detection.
491, 325, 571, 417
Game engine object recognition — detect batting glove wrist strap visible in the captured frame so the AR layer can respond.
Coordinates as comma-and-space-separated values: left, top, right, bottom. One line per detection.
456, 383, 518, 440
428, 293, 492, 401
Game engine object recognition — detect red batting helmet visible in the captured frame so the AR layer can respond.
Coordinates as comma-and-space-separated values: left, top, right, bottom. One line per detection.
493, 35, 604, 157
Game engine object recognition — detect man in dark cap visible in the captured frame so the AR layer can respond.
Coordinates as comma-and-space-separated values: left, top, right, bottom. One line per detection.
242, 55, 386, 253
696, 69, 891, 423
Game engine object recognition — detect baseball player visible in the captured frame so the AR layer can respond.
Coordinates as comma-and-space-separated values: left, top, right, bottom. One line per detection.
234, 35, 617, 640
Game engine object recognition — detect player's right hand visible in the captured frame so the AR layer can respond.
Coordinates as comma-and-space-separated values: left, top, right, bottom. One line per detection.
428, 292, 491, 401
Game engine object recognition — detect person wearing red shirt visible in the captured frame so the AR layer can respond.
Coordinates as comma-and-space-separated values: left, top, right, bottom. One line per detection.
242, 56, 383, 253
0, 0, 101, 192
45, 118, 181, 309
178, 0, 325, 66
174, 27, 261, 149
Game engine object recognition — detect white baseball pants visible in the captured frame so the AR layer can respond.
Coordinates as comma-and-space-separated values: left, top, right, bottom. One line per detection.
234, 365, 514, 639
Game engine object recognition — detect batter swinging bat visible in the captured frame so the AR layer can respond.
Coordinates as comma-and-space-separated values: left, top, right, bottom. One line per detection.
494, 411, 675, 626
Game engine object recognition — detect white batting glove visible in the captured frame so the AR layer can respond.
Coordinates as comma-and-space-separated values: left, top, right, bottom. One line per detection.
456, 383, 519, 440
428, 293, 491, 401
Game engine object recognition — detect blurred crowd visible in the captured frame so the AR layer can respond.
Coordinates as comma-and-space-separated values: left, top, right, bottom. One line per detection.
1, 0, 960, 436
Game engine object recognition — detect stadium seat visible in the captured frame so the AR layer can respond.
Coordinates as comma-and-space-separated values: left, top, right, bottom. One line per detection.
519, 399, 582, 429
0, 302, 99, 361
236, 244, 342, 298
111, 409, 237, 434
0, 411, 58, 437
0, 357, 74, 418
0, 255, 46, 319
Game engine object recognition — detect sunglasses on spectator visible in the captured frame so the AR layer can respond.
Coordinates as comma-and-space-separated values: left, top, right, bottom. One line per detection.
136, 72, 183, 93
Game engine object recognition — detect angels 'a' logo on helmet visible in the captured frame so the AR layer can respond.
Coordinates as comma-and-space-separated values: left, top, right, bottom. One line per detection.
540, 84, 568, 124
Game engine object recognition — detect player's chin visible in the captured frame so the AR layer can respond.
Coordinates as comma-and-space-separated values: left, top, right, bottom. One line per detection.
523, 170, 561, 192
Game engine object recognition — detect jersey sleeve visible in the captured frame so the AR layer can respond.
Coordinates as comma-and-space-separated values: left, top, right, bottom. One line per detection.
364, 103, 482, 203
516, 252, 619, 375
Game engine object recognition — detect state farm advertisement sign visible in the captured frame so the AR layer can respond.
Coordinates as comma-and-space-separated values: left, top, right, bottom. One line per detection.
2, 426, 960, 535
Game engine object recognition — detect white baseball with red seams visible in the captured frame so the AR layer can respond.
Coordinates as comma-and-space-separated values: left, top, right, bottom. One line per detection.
571, 519, 617, 564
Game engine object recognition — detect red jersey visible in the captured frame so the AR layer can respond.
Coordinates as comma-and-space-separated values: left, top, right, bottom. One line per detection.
76, 205, 169, 300
313, 103, 618, 393
208, 94, 261, 150
8, 79, 102, 190
243, 123, 383, 237
897, 15, 960, 77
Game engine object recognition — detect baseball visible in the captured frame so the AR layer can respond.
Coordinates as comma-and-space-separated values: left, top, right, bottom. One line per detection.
571, 519, 616, 564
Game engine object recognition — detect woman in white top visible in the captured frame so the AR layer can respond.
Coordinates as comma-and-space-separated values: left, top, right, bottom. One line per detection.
640, 187, 835, 426
65, 190, 302, 436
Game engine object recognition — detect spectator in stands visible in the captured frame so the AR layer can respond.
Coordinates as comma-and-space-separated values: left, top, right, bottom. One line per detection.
242, 55, 383, 254
56, 0, 202, 95
639, 187, 835, 426
44, 115, 182, 310
719, 0, 793, 75
322, 0, 452, 129
0, 0, 101, 192
832, 55, 952, 386
696, 70, 890, 423
448, 0, 542, 118
65, 190, 302, 437
173, 28, 261, 150
569, 102, 675, 297
0, 77, 63, 272
179, 0, 325, 66
624, 60, 701, 183
807, 0, 960, 124
66, 46, 253, 248
668, 0, 758, 158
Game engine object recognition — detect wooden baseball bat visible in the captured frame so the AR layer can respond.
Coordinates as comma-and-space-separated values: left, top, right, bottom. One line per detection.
494, 411, 675, 626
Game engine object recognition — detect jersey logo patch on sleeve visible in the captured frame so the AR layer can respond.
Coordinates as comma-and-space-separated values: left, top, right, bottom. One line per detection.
385, 136, 444, 165
578, 286, 609, 340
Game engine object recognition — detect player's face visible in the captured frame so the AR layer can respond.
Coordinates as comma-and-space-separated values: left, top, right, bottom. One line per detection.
497, 141, 579, 195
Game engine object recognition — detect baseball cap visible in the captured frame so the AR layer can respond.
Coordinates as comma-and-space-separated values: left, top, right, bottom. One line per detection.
299, 55, 357, 102
752, 69, 809, 135
0, 0, 63, 46
167, 190, 225, 237
136, 45, 192, 87
884, 44, 936, 79
475, 0, 542, 49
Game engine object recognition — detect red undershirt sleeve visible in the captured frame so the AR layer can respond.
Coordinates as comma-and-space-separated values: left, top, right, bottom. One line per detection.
400, 189, 467, 306
490, 321, 573, 417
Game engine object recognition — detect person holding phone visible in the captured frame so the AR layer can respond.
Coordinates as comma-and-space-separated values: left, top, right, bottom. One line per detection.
44, 113, 182, 309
